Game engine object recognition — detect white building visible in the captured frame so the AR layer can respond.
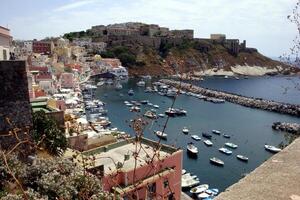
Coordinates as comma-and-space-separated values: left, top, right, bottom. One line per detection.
39, 80, 56, 95
0, 26, 12, 60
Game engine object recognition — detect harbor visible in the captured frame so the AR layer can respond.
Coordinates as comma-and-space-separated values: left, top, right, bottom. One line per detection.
92, 77, 300, 197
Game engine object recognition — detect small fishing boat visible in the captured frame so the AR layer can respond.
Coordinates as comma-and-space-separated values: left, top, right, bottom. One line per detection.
202, 132, 212, 139
175, 108, 187, 116
212, 130, 221, 135
147, 102, 153, 106
203, 139, 213, 146
237, 155, 249, 162
125, 103, 133, 107
190, 184, 209, 194
182, 127, 189, 134
165, 108, 176, 117
130, 106, 141, 112
153, 104, 160, 109
210, 157, 224, 166
205, 188, 219, 196
137, 80, 146, 87
187, 142, 198, 154
144, 111, 157, 119
198, 192, 210, 199
219, 147, 232, 155
264, 144, 281, 153
128, 89, 134, 96
222, 133, 231, 138
155, 131, 167, 139
158, 113, 165, 118
124, 101, 129, 104
140, 100, 149, 104
191, 135, 201, 141
225, 142, 238, 149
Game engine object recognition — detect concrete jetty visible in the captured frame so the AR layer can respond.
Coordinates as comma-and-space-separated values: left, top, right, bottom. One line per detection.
161, 79, 300, 117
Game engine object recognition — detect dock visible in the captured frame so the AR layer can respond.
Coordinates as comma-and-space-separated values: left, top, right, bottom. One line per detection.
161, 79, 300, 117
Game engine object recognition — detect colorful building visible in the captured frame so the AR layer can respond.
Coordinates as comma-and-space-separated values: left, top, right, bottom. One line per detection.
82, 137, 183, 199
0, 26, 12, 60
32, 40, 52, 54
60, 72, 75, 88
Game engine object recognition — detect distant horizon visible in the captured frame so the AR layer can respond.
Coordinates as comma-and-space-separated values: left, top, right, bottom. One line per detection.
1, 0, 298, 57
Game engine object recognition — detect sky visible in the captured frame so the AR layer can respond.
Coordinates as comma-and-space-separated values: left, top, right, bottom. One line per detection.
0, 0, 298, 57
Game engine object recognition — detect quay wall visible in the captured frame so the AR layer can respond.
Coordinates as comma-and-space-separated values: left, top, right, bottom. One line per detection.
161, 79, 300, 117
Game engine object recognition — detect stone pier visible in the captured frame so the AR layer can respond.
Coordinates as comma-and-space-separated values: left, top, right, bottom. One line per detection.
161, 79, 300, 117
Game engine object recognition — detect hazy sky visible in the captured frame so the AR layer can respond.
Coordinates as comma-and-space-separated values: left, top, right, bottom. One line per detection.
0, 0, 298, 57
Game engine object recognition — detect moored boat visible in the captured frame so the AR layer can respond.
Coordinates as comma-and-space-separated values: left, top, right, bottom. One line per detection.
165, 108, 176, 117
222, 133, 231, 138
236, 154, 249, 162
158, 113, 165, 118
155, 131, 167, 139
198, 192, 210, 199
187, 142, 198, 154
212, 130, 221, 135
225, 142, 238, 149
128, 89, 134, 96
182, 127, 189, 134
203, 139, 213, 146
209, 157, 224, 166
137, 80, 146, 87
264, 144, 281, 153
219, 147, 232, 155
190, 184, 209, 194
202, 132, 212, 139
144, 111, 157, 119
191, 135, 201, 141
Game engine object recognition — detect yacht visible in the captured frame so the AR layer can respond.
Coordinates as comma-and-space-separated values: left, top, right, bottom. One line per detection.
187, 142, 198, 154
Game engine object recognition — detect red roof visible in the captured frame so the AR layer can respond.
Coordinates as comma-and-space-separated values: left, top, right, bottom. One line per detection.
29, 66, 48, 72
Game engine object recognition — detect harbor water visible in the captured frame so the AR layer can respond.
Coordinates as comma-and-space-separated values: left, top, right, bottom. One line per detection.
94, 76, 300, 195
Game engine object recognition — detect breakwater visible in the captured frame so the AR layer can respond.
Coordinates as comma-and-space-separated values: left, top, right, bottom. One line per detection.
160, 79, 300, 117
272, 122, 300, 134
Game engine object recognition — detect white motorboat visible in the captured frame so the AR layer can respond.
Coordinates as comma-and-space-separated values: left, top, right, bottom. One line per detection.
198, 192, 210, 199
209, 157, 224, 166
158, 113, 165, 118
205, 188, 219, 196
128, 89, 134, 96
190, 184, 209, 194
130, 106, 140, 112
264, 144, 281, 153
225, 142, 238, 149
137, 80, 146, 87
182, 169, 186, 175
191, 135, 201, 141
237, 154, 249, 162
203, 139, 213, 146
212, 130, 221, 135
181, 178, 200, 188
153, 104, 160, 109
219, 147, 232, 155
155, 131, 167, 139
97, 81, 104, 86
187, 142, 198, 154
182, 127, 189, 134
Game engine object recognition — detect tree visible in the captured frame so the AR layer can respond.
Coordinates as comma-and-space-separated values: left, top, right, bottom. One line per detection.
32, 111, 67, 156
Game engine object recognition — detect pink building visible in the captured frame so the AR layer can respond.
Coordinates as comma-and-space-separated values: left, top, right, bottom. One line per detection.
60, 72, 74, 88
84, 137, 183, 200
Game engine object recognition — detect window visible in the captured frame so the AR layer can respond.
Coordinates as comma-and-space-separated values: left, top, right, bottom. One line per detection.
3, 49, 7, 60
164, 180, 169, 188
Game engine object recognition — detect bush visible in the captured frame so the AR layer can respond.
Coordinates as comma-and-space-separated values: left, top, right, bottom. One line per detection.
32, 111, 67, 156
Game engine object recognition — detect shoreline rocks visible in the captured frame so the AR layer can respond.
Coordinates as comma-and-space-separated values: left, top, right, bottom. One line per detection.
161, 79, 300, 117
272, 122, 300, 134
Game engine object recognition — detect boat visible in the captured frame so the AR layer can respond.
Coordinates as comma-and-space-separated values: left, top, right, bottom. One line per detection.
222, 133, 231, 138
115, 82, 122, 90
124, 101, 129, 104
130, 106, 140, 112
106, 79, 114, 85
198, 192, 210, 199
182, 127, 189, 134
203, 140, 213, 146
237, 155, 249, 162
202, 132, 212, 139
140, 100, 149, 104
96, 81, 104, 86
181, 177, 200, 188
137, 80, 146, 87
158, 113, 165, 118
209, 157, 224, 166
191, 135, 201, 141
212, 130, 221, 135
190, 184, 209, 194
187, 142, 198, 154
225, 142, 238, 149
153, 104, 160, 109
264, 144, 281, 153
224, 75, 229, 79
175, 108, 187, 116
144, 111, 157, 119
144, 87, 152, 93
165, 89, 177, 97
155, 131, 167, 139
128, 89, 134, 96
165, 108, 176, 117
205, 188, 219, 196
125, 103, 133, 107
147, 102, 153, 106
219, 147, 232, 155
182, 169, 186, 175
